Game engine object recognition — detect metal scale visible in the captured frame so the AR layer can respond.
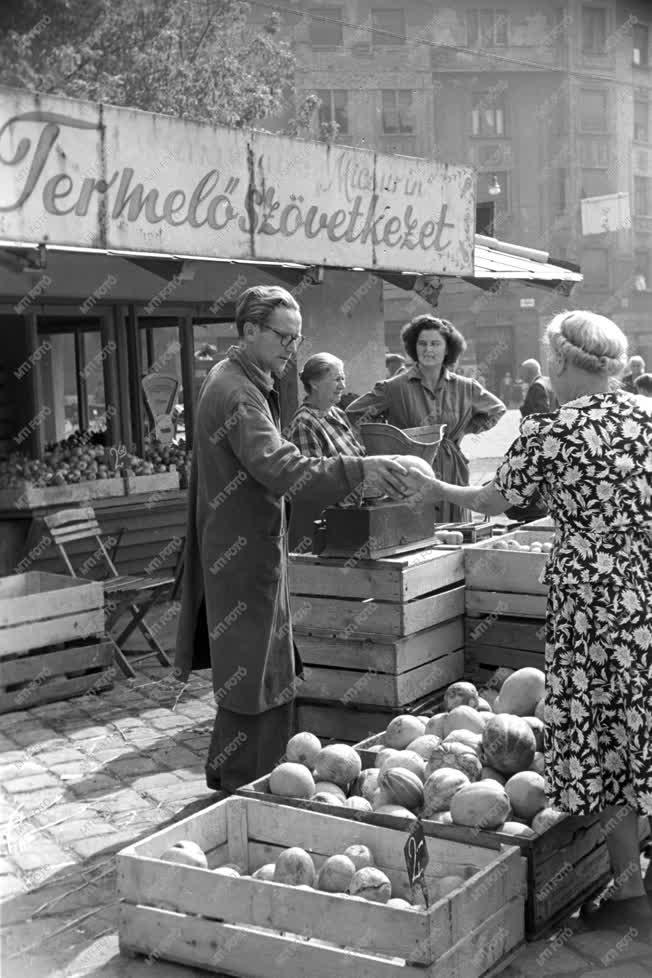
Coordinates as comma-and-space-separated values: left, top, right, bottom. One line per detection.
313, 422, 447, 559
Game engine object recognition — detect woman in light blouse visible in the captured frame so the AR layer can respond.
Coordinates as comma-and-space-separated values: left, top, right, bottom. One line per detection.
346, 315, 506, 522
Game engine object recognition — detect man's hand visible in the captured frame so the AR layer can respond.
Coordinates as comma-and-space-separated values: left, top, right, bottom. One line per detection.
362, 456, 411, 499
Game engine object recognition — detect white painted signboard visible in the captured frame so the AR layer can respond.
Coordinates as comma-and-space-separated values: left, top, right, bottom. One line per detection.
0, 88, 475, 275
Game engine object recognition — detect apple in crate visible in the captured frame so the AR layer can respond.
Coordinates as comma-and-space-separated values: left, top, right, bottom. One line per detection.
161, 840, 208, 868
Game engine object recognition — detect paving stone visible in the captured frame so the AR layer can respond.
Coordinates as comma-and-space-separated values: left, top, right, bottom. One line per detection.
0, 760, 47, 780
10, 726, 57, 747
46, 761, 97, 782
68, 831, 133, 859
175, 765, 206, 781
569, 928, 652, 960
0, 874, 27, 897
524, 942, 593, 974
89, 789, 155, 815
31, 801, 93, 826
149, 745, 202, 769
67, 774, 122, 797
38, 748, 88, 766
6, 788, 65, 813
67, 725, 112, 741
0, 856, 19, 875
47, 818, 116, 844
580, 966, 652, 978
10, 842, 75, 873
3, 772, 61, 792
0, 733, 17, 751
104, 755, 160, 776
143, 781, 211, 804
131, 772, 185, 792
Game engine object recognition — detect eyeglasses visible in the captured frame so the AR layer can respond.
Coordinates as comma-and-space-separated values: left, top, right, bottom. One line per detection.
262, 325, 304, 351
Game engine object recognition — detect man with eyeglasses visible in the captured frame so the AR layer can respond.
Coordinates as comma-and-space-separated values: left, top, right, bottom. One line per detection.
175, 284, 420, 792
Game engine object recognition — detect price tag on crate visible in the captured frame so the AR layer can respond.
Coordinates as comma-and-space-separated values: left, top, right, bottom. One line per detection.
404, 820, 430, 906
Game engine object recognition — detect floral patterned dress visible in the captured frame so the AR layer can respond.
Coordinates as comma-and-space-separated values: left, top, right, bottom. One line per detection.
494, 391, 652, 816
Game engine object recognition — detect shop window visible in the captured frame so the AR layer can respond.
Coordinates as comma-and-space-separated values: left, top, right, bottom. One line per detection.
634, 176, 652, 215
36, 323, 108, 444
581, 6, 607, 54
471, 90, 506, 137
308, 7, 343, 46
582, 248, 609, 286
634, 99, 649, 142
581, 169, 609, 198
633, 23, 649, 67
316, 89, 349, 135
371, 9, 405, 46
579, 90, 607, 131
467, 9, 508, 48
381, 91, 414, 134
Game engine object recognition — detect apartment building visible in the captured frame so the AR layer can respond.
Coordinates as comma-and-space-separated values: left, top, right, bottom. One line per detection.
285, 0, 652, 389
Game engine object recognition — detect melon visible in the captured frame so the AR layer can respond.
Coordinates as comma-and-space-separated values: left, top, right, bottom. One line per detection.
349, 867, 392, 903
443, 730, 483, 754
482, 715, 537, 775
478, 687, 499, 709
354, 768, 380, 801
312, 791, 346, 806
314, 745, 361, 787
374, 804, 418, 820
443, 705, 486, 736
505, 771, 547, 820
476, 697, 493, 712
317, 855, 357, 893
371, 786, 395, 810
161, 841, 208, 868
379, 767, 424, 811
534, 697, 545, 722
380, 750, 426, 781
269, 762, 315, 799
425, 742, 482, 782
494, 668, 545, 717
450, 781, 511, 829
387, 897, 412, 909
313, 781, 347, 802
422, 768, 470, 816
343, 844, 375, 870
344, 796, 373, 812
286, 731, 321, 769
406, 734, 442, 762
529, 752, 545, 776
384, 715, 426, 749
523, 717, 544, 751
252, 863, 275, 881
213, 866, 241, 877
367, 743, 385, 754
444, 681, 479, 711
425, 713, 448, 738
489, 667, 514, 690
481, 765, 506, 785
500, 821, 536, 838
273, 848, 316, 886
375, 747, 400, 769
531, 808, 566, 834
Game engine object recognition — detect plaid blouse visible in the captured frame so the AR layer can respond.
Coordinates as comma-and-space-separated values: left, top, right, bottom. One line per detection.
287, 404, 366, 458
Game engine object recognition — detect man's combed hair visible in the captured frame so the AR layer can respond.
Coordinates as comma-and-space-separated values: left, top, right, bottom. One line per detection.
401, 315, 467, 366
235, 286, 300, 337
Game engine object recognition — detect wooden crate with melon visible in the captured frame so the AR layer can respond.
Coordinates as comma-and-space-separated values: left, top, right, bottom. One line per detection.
118, 793, 526, 978
240, 670, 611, 939
463, 531, 552, 682
290, 547, 466, 738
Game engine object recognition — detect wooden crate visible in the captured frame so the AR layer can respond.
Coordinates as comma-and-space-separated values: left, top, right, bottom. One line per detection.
465, 616, 546, 679
465, 531, 550, 605
0, 638, 115, 714
291, 548, 464, 639
521, 517, 554, 532
117, 794, 525, 978
296, 686, 445, 746
0, 571, 104, 655
298, 618, 464, 709
0, 479, 125, 510
124, 471, 180, 495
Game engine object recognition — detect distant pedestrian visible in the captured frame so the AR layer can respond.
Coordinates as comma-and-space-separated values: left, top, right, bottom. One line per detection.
500, 371, 516, 406
519, 359, 559, 415
634, 372, 652, 398
385, 353, 406, 378
621, 355, 646, 393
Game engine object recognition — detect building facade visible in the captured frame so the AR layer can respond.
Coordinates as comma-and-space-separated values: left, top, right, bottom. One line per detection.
285, 0, 652, 391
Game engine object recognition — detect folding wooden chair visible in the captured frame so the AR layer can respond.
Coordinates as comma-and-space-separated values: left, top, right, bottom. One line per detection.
43, 506, 179, 679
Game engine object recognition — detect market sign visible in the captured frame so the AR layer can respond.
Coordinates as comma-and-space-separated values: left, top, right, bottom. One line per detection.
0, 88, 475, 276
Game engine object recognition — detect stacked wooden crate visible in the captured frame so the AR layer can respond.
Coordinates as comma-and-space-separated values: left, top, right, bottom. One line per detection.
118, 794, 526, 978
0, 571, 113, 713
290, 547, 465, 743
463, 530, 550, 685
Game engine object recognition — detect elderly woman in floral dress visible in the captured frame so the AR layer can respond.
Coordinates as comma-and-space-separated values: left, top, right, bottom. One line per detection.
411, 310, 652, 928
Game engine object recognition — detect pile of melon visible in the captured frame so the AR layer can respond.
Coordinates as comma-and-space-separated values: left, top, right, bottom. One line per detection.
267, 668, 565, 837
491, 538, 552, 553
160, 838, 459, 908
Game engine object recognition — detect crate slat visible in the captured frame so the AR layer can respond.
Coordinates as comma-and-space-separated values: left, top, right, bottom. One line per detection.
293, 585, 465, 638
298, 617, 464, 674
465, 590, 547, 619
0, 641, 113, 686
465, 617, 545, 654
466, 646, 545, 673
464, 531, 550, 596
0, 646, 114, 715
0, 607, 105, 656
0, 572, 103, 628
301, 649, 464, 708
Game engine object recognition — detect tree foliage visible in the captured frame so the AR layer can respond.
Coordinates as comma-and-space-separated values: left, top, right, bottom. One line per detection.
0, 0, 311, 130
